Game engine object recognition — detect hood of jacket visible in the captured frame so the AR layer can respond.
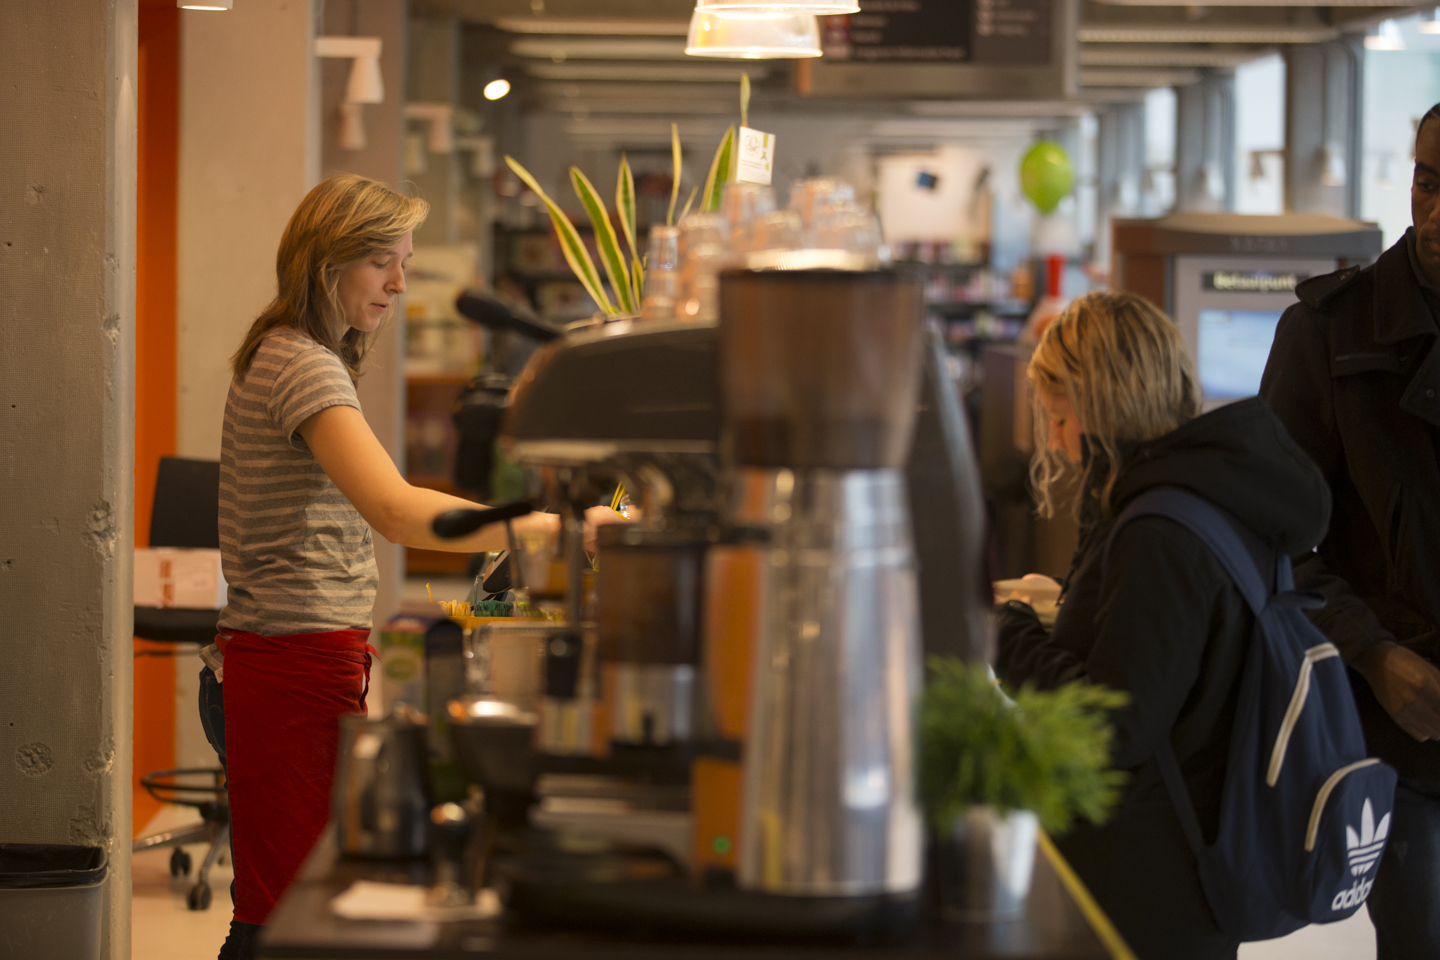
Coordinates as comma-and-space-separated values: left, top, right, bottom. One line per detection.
1107, 397, 1331, 556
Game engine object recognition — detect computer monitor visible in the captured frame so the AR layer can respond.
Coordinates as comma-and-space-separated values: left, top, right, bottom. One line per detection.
1197, 308, 1284, 404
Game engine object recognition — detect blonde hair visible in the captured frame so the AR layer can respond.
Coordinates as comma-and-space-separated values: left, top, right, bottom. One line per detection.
232, 174, 429, 381
1028, 290, 1200, 519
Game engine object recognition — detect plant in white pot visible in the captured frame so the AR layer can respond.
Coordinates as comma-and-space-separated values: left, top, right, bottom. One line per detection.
917, 658, 1128, 920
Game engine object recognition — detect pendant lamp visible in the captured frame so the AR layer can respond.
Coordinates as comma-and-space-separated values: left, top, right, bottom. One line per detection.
686, 9, 822, 59
694, 0, 859, 14
1419, 8, 1440, 34
1364, 20, 1405, 51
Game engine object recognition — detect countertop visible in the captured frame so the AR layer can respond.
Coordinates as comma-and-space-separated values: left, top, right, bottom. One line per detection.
259, 829, 1130, 960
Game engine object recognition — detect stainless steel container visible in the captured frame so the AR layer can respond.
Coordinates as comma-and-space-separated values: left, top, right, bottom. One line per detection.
333, 713, 431, 859
735, 468, 923, 896
936, 807, 1039, 920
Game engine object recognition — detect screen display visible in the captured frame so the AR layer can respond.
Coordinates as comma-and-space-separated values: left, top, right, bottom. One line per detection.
1198, 309, 1283, 402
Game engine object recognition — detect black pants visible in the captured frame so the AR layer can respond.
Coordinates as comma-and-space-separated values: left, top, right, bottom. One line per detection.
199, 666, 264, 960
1368, 779, 1440, 960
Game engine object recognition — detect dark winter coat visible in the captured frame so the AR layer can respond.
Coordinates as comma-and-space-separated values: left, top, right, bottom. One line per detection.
996, 398, 1330, 960
1260, 231, 1440, 786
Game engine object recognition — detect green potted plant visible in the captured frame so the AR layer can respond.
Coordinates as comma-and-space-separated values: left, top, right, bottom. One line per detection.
917, 657, 1128, 920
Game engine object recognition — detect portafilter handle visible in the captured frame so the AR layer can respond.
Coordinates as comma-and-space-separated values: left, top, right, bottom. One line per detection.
431, 501, 534, 539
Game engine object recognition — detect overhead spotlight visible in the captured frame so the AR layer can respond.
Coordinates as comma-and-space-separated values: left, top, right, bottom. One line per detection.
686, 9, 822, 59
178, 0, 231, 8
1364, 20, 1405, 51
1420, 8, 1440, 34
694, 0, 859, 13
315, 37, 385, 104
484, 78, 512, 101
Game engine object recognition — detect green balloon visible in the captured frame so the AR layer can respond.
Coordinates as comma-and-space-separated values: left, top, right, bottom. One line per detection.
1020, 141, 1073, 215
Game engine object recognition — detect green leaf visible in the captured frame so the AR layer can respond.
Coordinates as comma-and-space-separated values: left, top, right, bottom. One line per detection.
740, 72, 750, 130
505, 155, 614, 316
701, 126, 735, 214
616, 153, 639, 265
668, 123, 682, 227
632, 255, 645, 308
679, 185, 699, 222
570, 166, 635, 315
917, 658, 1129, 835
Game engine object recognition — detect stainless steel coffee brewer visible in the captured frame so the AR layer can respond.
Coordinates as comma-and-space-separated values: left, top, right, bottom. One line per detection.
436, 269, 988, 931
713, 269, 925, 897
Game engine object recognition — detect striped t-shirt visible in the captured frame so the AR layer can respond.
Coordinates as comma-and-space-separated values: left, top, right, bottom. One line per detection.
217, 327, 377, 637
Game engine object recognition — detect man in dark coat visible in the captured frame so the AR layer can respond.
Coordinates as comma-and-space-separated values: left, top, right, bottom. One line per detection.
1260, 104, 1440, 958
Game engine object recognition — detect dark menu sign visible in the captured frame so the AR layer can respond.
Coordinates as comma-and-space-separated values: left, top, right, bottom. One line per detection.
821, 0, 1051, 66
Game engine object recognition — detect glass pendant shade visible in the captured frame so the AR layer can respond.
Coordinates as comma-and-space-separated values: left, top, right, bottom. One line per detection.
1419, 9, 1440, 34
686, 9, 822, 59
1364, 20, 1405, 51
345, 57, 384, 104
694, 0, 859, 13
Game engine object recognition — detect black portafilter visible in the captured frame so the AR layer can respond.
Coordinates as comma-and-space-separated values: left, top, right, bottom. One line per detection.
431, 500, 534, 540
454, 290, 565, 342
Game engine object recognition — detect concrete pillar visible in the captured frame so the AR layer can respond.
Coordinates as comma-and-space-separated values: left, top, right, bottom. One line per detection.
0, 2, 137, 957
321, 0, 410, 703
407, 15, 462, 247
1285, 38, 1363, 217
1175, 71, 1236, 212
176, 0, 320, 461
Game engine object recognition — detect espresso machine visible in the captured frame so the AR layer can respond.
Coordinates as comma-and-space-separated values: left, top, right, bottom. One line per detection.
438, 266, 989, 936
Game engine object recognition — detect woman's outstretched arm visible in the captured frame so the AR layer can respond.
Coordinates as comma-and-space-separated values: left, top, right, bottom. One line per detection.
299, 403, 614, 553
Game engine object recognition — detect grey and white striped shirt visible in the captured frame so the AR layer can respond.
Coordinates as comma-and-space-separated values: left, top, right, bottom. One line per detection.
216, 327, 377, 638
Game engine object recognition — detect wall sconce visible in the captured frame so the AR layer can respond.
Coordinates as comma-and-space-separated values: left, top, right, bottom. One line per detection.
456, 136, 497, 178
1248, 148, 1284, 181
315, 36, 385, 104
1319, 143, 1348, 187
1364, 20, 1406, 51
178, 0, 232, 9
405, 103, 455, 154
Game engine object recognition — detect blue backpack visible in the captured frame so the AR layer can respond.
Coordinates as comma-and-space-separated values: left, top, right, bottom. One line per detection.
1104, 488, 1397, 941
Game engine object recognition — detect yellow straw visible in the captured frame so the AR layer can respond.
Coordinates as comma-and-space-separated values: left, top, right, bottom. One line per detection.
610, 484, 625, 512
425, 582, 435, 604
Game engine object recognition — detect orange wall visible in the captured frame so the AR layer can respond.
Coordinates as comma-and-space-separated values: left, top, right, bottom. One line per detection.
134, 0, 180, 837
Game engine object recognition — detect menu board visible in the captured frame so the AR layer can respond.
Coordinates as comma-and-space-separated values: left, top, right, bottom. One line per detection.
806, 0, 1074, 99
821, 0, 1051, 66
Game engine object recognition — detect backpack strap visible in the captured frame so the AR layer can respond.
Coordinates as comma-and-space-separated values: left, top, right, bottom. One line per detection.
1156, 741, 1207, 858
1102, 487, 1269, 616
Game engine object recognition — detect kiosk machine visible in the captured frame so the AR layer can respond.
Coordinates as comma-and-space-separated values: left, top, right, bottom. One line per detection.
1113, 212, 1383, 409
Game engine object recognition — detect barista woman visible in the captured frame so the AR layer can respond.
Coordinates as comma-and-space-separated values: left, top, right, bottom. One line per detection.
994, 291, 1330, 960
200, 174, 612, 959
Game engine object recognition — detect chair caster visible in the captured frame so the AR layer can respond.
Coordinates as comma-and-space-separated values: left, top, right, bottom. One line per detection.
170, 848, 193, 877
187, 883, 213, 911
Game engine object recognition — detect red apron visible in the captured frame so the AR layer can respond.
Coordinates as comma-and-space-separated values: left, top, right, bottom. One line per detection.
220, 629, 372, 924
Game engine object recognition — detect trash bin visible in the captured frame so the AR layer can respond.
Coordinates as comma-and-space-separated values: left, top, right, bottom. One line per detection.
0, 843, 108, 960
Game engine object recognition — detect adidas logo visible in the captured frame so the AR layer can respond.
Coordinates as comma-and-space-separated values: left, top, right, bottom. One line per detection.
1345, 798, 1390, 877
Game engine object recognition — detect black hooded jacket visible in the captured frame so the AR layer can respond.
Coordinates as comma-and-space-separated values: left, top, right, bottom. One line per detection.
995, 398, 1329, 958
1261, 231, 1440, 784
997, 398, 1330, 829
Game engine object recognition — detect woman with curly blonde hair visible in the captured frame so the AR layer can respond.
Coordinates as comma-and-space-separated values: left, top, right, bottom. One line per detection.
996, 290, 1330, 960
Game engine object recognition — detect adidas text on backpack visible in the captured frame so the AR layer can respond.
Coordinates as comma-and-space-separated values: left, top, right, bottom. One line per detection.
1104, 488, 1397, 941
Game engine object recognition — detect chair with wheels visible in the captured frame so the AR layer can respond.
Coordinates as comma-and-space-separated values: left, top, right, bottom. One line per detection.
131, 456, 228, 911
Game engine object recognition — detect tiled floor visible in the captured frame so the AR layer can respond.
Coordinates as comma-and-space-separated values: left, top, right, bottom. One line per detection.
132, 805, 233, 960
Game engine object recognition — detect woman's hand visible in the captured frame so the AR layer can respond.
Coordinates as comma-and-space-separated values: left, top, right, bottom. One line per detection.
994, 573, 1062, 607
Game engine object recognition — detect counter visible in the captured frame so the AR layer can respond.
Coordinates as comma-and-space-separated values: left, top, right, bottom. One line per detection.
260, 828, 1131, 960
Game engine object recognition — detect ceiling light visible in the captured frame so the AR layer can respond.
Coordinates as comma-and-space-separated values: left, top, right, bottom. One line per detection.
316, 37, 384, 104
686, 10, 822, 59
1420, 9, 1440, 34
1365, 19, 1406, 51
178, 0, 231, 8
694, 0, 859, 13
483, 78, 512, 100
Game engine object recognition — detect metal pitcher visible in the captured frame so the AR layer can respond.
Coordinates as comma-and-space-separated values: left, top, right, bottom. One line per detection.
333, 712, 431, 859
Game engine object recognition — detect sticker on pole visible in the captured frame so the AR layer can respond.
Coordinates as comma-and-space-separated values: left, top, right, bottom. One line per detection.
736, 127, 775, 186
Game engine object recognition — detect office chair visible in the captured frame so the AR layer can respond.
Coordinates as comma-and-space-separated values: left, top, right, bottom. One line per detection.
131, 457, 229, 911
